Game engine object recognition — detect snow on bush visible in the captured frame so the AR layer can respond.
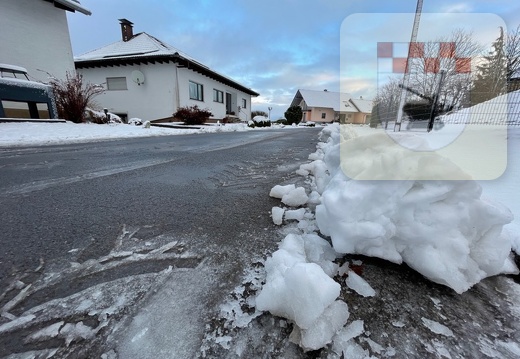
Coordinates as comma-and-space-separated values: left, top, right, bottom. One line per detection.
128, 118, 143, 126
313, 124, 517, 293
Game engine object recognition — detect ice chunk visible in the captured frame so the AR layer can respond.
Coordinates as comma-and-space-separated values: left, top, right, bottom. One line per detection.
256, 262, 340, 329
303, 233, 338, 277
281, 187, 308, 207
298, 300, 349, 350
421, 317, 454, 337
332, 320, 366, 357
296, 168, 309, 177
60, 322, 96, 346
307, 190, 321, 205
360, 337, 384, 354
345, 271, 376, 297
284, 208, 306, 221
270, 184, 295, 199
271, 206, 285, 225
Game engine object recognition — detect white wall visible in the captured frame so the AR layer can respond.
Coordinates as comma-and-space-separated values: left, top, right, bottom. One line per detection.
0, 0, 76, 82
177, 68, 253, 121
79, 62, 254, 122
78, 63, 177, 121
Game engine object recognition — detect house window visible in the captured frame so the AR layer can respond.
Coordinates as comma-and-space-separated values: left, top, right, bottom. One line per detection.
213, 89, 223, 103
106, 77, 128, 91
321, 113, 326, 119
189, 81, 204, 101
241, 98, 247, 109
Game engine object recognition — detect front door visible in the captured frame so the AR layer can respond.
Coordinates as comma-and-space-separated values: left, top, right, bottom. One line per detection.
226, 93, 232, 114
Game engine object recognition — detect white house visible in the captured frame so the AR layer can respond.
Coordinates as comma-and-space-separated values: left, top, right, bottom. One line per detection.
0, 0, 91, 83
75, 19, 259, 123
290, 89, 373, 124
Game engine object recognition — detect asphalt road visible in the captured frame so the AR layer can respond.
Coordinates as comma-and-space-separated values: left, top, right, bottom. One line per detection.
0, 128, 319, 309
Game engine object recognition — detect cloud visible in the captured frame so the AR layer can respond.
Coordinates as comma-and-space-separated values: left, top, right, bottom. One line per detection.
440, 2, 473, 13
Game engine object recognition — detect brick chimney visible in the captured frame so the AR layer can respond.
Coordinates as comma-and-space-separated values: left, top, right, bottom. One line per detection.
119, 19, 134, 42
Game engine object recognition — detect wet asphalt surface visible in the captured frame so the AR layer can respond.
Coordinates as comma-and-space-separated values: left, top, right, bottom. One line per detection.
0, 128, 321, 357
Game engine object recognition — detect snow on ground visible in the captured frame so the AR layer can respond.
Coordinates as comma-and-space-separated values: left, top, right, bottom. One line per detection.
0, 121, 295, 147
255, 121, 520, 353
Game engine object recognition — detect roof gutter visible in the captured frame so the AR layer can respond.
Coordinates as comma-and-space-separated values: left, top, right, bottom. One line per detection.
52, 0, 91, 15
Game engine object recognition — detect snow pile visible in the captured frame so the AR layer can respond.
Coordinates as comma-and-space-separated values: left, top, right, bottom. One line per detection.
309, 124, 517, 293
255, 233, 348, 350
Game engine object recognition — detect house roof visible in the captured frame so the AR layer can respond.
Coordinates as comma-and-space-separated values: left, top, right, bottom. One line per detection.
75, 32, 259, 96
43, 0, 91, 15
291, 89, 372, 113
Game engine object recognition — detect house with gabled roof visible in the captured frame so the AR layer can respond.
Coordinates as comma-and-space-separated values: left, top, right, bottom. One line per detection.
0, 0, 90, 83
75, 19, 259, 123
290, 89, 373, 124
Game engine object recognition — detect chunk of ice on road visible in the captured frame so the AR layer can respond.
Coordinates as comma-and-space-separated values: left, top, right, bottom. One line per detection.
421, 317, 454, 337
303, 233, 338, 277
296, 168, 309, 177
271, 206, 285, 225
269, 184, 295, 199
256, 262, 340, 329
345, 271, 376, 297
297, 300, 350, 350
332, 320, 366, 357
281, 187, 308, 207
284, 208, 306, 221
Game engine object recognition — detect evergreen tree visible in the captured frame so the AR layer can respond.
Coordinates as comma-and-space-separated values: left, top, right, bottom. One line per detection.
284, 106, 302, 125
472, 27, 507, 104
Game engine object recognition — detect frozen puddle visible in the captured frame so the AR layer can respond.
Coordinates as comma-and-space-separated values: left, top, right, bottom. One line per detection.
0, 226, 204, 358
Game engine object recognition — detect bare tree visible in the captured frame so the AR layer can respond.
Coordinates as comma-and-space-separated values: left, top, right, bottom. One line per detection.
407, 29, 481, 111
506, 24, 520, 87
372, 76, 401, 127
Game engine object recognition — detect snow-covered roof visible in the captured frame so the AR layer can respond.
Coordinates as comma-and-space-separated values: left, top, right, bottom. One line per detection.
350, 98, 374, 113
75, 33, 259, 96
44, 0, 91, 15
291, 89, 372, 113
75, 33, 192, 62
293, 89, 345, 111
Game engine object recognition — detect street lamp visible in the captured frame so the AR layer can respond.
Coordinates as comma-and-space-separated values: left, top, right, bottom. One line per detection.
268, 107, 272, 120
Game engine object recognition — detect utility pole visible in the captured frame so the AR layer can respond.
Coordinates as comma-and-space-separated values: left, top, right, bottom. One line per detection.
395, 0, 423, 132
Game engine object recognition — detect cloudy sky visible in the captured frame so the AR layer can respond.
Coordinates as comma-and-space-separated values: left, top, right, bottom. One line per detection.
68, 0, 520, 119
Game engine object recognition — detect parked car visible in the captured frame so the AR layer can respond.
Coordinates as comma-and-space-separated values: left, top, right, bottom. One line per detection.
0, 63, 57, 119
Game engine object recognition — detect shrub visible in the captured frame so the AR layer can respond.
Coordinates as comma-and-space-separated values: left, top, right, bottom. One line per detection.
251, 110, 268, 118
248, 116, 271, 128
50, 72, 104, 123
284, 105, 302, 125
173, 105, 213, 125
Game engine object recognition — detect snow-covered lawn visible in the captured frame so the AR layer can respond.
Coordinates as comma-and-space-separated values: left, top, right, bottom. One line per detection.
0, 121, 296, 147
